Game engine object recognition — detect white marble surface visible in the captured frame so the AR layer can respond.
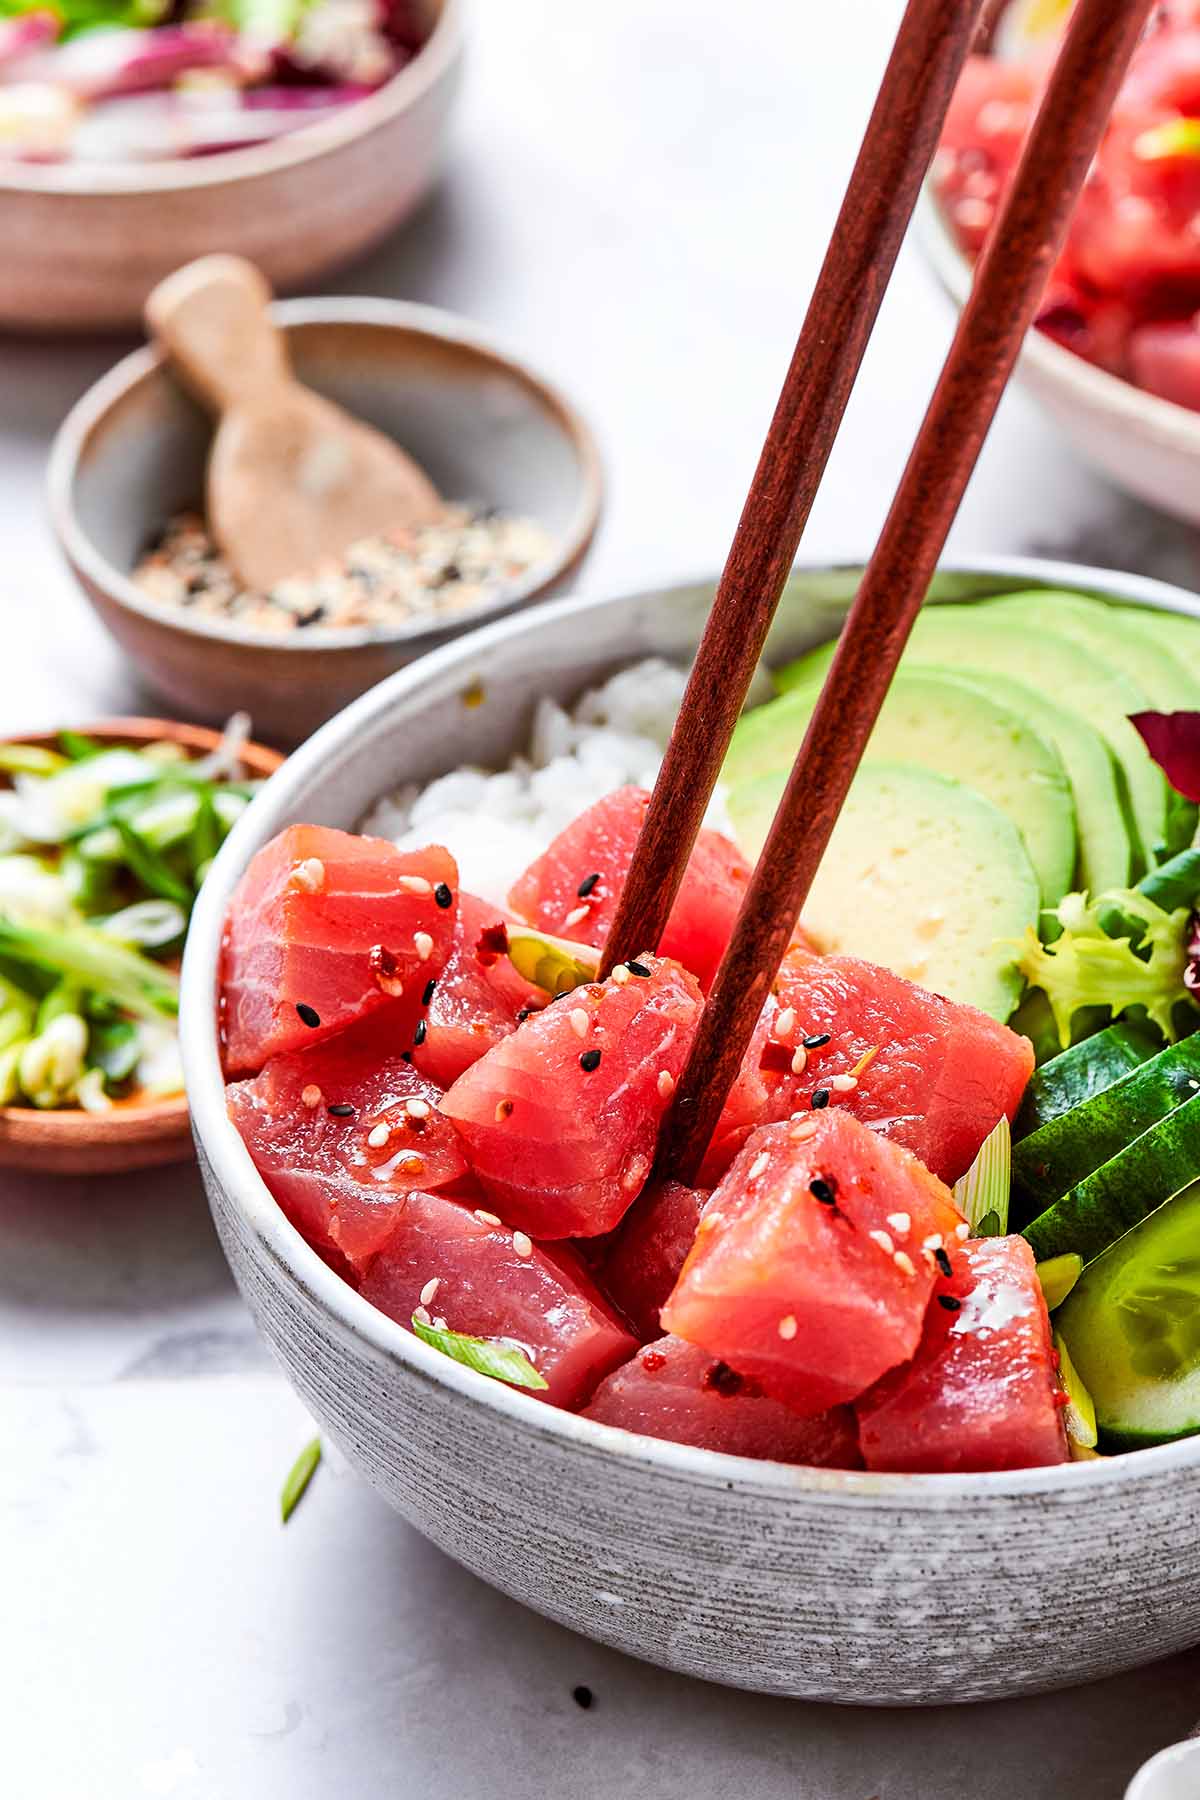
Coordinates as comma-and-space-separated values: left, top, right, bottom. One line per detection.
4, 1, 1200, 1793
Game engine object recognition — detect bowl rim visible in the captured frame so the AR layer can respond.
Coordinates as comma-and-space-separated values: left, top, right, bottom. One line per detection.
1, 715, 282, 1153
0, 0, 463, 198
46, 294, 605, 656
182, 552, 1200, 1504
916, 184, 1200, 457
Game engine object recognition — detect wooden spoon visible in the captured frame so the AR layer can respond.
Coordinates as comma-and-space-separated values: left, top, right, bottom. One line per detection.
144, 255, 443, 593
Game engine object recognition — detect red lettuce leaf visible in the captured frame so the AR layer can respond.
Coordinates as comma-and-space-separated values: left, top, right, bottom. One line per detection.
1131, 711, 1200, 803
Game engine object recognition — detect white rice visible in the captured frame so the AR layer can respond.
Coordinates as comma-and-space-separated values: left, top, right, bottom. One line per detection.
362, 658, 734, 908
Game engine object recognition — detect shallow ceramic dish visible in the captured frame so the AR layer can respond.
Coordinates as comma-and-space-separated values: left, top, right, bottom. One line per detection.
0, 0, 462, 333
48, 297, 603, 746
183, 556, 1200, 1705
1, 716, 281, 1175
917, 187, 1200, 528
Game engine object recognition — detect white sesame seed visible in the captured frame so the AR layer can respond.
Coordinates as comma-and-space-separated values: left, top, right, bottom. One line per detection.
399, 875, 432, 895
474, 1209, 502, 1227
420, 1276, 441, 1307
894, 1251, 917, 1277
292, 857, 326, 893
657, 1068, 675, 1099
955, 1222, 970, 1239
570, 1007, 589, 1038
698, 1210, 723, 1233
621, 1154, 650, 1193
774, 1006, 796, 1040
512, 1231, 533, 1258
301, 1083, 322, 1108
790, 1120, 818, 1142
790, 1045, 808, 1076
922, 1233, 944, 1251
829, 1073, 858, 1094
749, 1151, 770, 1180
611, 964, 631, 984
414, 930, 434, 961
886, 1212, 911, 1236
406, 1098, 431, 1119
868, 1229, 895, 1255
367, 1123, 390, 1148
777, 1314, 798, 1340
432, 1316, 448, 1331
377, 975, 405, 998
564, 904, 590, 929
413, 1305, 432, 1326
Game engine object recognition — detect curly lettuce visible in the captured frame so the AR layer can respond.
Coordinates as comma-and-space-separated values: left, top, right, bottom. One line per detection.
1015, 888, 1198, 1049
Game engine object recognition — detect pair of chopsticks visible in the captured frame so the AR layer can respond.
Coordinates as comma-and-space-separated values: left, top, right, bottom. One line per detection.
601, 0, 1156, 1183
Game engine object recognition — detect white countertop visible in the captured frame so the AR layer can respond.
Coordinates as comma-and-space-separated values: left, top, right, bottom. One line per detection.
5, 2, 1200, 1794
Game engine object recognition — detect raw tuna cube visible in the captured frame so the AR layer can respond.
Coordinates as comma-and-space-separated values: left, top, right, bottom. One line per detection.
714, 950, 1034, 1186
662, 1111, 965, 1414
360, 1190, 636, 1408
439, 953, 703, 1238
220, 824, 457, 1075
412, 891, 544, 1089
507, 785, 752, 991
583, 1335, 863, 1466
601, 1179, 707, 1341
856, 1235, 1069, 1473
227, 1018, 472, 1273
697, 991, 782, 1185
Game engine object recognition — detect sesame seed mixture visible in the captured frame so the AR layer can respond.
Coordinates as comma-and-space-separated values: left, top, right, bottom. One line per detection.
132, 505, 556, 636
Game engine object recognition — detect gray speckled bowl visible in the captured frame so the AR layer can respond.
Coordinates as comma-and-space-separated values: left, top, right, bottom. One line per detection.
183, 556, 1200, 1704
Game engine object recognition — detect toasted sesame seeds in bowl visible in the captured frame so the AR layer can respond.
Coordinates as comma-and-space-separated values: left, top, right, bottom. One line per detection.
49, 297, 603, 746
184, 556, 1200, 1706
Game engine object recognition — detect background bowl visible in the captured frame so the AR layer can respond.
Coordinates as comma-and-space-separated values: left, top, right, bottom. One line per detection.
0, 0, 463, 334
49, 297, 603, 746
2, 715, 281, 1175
183, 556, 1200, 1705
917, 186, 1200, 528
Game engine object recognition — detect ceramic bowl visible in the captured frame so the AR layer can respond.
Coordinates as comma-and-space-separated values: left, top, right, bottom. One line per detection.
183, 555, 1200, 1704
48, 297, 603, 746
1127, 1739, 1200, 1799
0, 0, 463, 333
917, 187, 1200, 527
1, 716, 281, 1175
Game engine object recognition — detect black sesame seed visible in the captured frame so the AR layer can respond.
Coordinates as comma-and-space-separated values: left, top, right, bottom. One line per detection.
296, 1003, 321, 1029
422, 979, 437, 1007
934, 1247, 953, 1279
811, 1089, 830, 1109
937, 1294, 962, 1312
572, 1685, 594, 1710
577, 872, 601, 898
809, 1175, 837, 1205
803, 1032, 831, 1049
704, 1361, 743, 1397
412, 1019, 427, 1047
516, 1008, 534, 1023
580, 1048, 602, 1072
401, 1051, 413, 1064
627, 961, 651, 978
434, 882, 453, 909
327, 1103, 355, 1118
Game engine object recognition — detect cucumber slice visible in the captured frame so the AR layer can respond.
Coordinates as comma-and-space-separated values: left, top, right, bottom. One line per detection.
726, 761, 1039, 1019
1012, 1037, 1200, 1222
1023, 1091, 1200, 1264
1057, 1180, 1200, 1448
1013, 1019, 1162, 1141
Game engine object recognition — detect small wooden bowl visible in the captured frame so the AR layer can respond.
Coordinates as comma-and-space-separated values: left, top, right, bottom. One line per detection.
0, 717, 282, 1175
48, 299, 604, 745
0, 0, 463, 333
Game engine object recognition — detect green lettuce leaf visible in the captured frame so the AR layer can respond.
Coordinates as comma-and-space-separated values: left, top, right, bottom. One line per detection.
1015, 887, 1197, 1048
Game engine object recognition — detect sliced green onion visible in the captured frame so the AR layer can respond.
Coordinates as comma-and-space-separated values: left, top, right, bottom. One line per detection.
96, 898, 187, 951
1054, 1330, 1098, 1453
411, 1314, 549, 1390
58, 731, 102, 762
280, 1435, 322, 1523
0, 919, 178, 1019
0, 1039, 26, 1104
1037, 1252, 1084, 1312
1134, 118, 1200, 162
0, 744, 69, 777
507, 928, 598, 997
952, 1114, 1011, 1236
75, 1067, 112, 1114
88, 1016, 140, 1085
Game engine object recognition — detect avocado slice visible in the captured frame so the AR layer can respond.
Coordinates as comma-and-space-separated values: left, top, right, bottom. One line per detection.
983, 591, 1199, 708
778, 607, 1161, 872
725, 668, 1075, 906
726, 761, 1039, 1019
1133, 606, 1200, 679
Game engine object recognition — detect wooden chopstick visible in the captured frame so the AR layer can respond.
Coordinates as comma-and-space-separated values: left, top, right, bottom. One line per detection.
660, 0, 1157, 1184
597, 0, 986, 981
